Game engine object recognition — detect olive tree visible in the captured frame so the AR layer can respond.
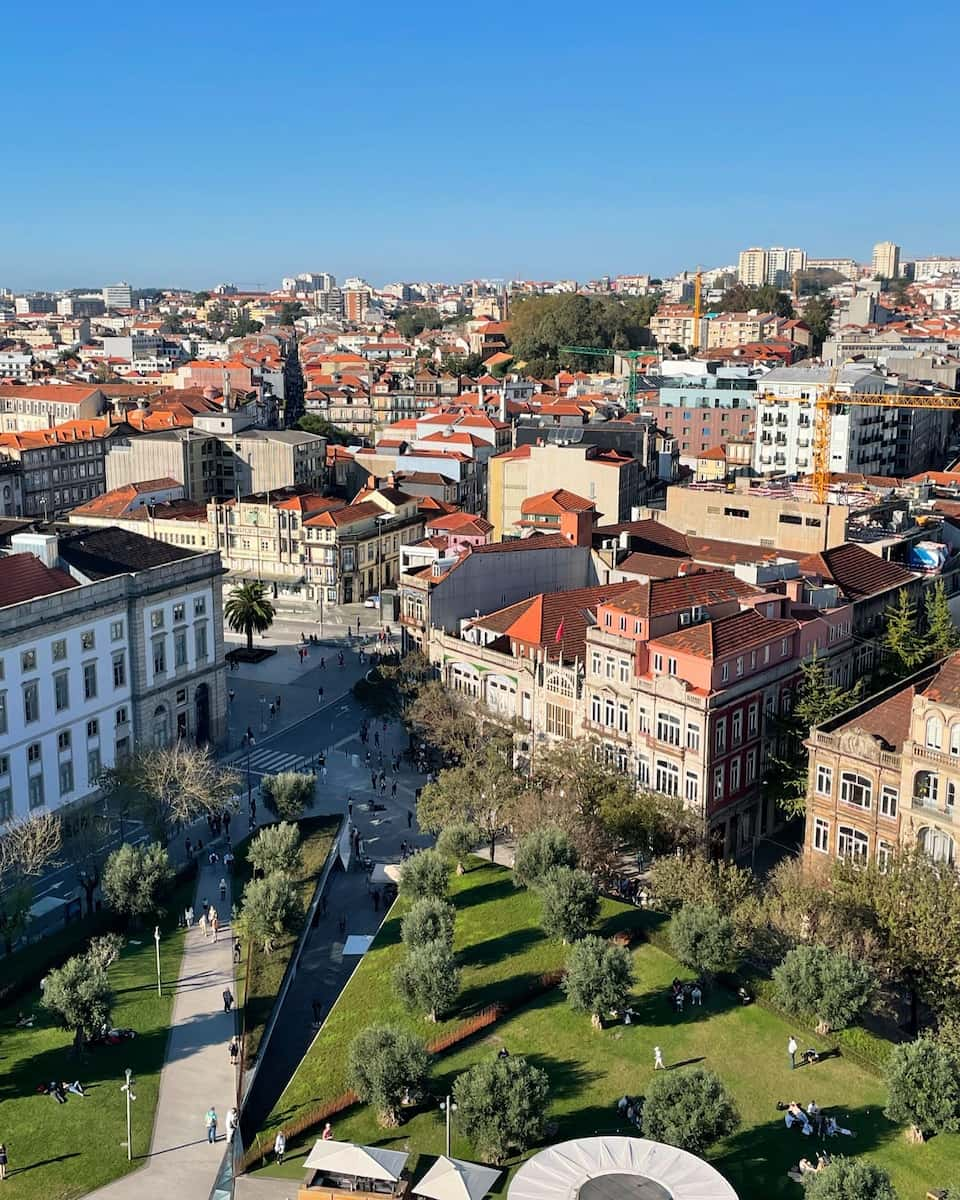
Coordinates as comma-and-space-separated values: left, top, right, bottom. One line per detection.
884, 1037, 960, 1142
513, 826, 578, 889
393, 941, 460, 1021
247, 821, 301, 877
41, 950, 114, 1053
453, 1054, 549, 1163
562, 935, 633, 1029
539, 867, 599, 943
802, 1158, 897, 1200
101, 842, 174, 924
347, 1025, 429, 1127
436, 823, 480, 873
773, 943, 877, 1033
260, 772, 315, 821
400, 849, 450, 902
669, 904, 740, 980
235, 872, 302, 953
401, 897, 455, 951
641, 1067, 739, 1154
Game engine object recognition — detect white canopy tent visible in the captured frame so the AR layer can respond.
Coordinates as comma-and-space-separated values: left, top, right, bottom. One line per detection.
507, 1136, 739, 1200
414, 1155, 502, 1200
369, 862, 403, 886
303, 1139, 409, 1184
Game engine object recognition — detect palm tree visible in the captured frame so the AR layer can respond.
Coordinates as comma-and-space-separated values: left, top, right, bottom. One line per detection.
224, 582, 275, 652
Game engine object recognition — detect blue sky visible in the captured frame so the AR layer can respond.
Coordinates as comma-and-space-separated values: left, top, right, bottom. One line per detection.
5, 0, 958, 290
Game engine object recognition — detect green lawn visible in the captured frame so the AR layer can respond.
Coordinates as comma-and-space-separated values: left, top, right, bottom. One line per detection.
255, 940, 960, 1200
261, 859, 638, 1138
235, 814, 340, 1067
0, 899, 189, 1200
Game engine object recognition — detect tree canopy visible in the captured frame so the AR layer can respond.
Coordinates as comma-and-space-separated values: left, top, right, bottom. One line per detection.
347, 1025, 429, 1127
562, 934, 634, 1023
42, 947, 114, 1053
669, 904, 741, 979
393, 940, 460, 1021
539, 866, 599, 942
260, 772, 315, 822
773, 943, 876, 1033
802, 1158, 897, 1200
296, 414, 354, 444
802, 294, 834, 353
225, 581, 276, 652
716, 283, 794, 318
508, 294, 654, 377
884, 1036, 960, 1141
453, 1054, 549, 1163
235, 872, 302, 953
247, 821, 302, 877
436, 823, 480, 873
395, 306, 441, 339
399, 849, 450, 902
640, 1067, 739, 1154
101, 842, 173, 922
400, 897, 455, 951
513, 826, 578, 889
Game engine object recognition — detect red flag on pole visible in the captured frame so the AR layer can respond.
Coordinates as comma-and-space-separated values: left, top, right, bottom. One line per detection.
555, 618, 565, 643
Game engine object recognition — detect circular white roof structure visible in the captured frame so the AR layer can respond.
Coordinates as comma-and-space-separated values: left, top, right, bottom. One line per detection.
507, 1136, 739, 1200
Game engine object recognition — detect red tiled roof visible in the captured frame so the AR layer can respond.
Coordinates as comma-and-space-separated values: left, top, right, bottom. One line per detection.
520, 489, 595, 516
618, 552, 696, 579
0, 383, 100, 404
650, 606, 797, 660
606, 570, 760, 619
835, 685, 916, 751
921, 653, 960, 707
427, 511, 493, 535
70, 478, 182, 519
796, 543, 916, 600
0, 553, 80, 606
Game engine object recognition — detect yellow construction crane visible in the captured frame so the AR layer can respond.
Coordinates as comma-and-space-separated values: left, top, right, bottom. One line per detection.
691, 267, 703, 350
758, 366, 960, 503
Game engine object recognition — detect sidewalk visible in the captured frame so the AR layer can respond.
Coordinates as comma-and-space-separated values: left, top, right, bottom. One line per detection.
88, 858, 239, 1200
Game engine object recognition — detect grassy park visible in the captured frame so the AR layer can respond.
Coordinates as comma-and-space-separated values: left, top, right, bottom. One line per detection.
234, 813, 339, 1066
254, 867, 960, 1200
0, 909, 188, 1200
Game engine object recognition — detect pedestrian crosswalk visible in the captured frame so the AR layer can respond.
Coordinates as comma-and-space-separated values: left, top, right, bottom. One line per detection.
242, 748, 311, 776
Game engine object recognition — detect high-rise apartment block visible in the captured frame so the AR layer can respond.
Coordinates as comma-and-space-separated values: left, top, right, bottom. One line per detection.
102, 281, 133, 309
737, 247, 806, 288
871, 242, 901, 280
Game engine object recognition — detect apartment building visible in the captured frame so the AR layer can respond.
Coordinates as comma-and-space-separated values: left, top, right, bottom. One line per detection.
705, 312, 781, 350
753, 365, 899, 478
649, 305, 707, 349
804, 653, 960, 870
913, 258, 960, 283
0, 384, 106, 433
637, 373, 758, 456
0, 419, 129, 516
807, 258, 860, 280
737, 247, 806, 287
487, 442, 640, 540
871, 242, 901, 280
102, 282, 133, 309
0, 526, 227, 824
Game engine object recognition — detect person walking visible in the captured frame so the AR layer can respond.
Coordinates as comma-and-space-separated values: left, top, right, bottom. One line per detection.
211, 912, 220, 943
185, 904, 194, 927
205, 1107, 218, 1144
234, 936, 242, 964
0, 1143, 8, 1181
788, 1035, 798, 1070
223, 987, 234, 1013
219, 878, 227, 902
654, 1046, 665, 1070
198, 912, 208, 939
318, 686, 324, 704
274, 1130, 286, 1165
226, 1107, 239, 1144
229, 1036, 240, 1066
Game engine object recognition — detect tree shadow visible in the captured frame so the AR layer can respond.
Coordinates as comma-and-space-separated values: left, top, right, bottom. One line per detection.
623, 984, 736, 1031
713, 1103, 903, 1200
457, 971, 545, 1014
453, 878, 516, 910
457, 927, 542, 969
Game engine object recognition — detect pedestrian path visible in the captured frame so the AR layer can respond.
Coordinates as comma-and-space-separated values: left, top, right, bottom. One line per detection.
88, 858, 239, 1200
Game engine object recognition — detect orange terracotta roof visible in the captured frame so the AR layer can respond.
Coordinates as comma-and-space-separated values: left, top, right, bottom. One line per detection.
520, 489, 595, 515
0, 383, 101, 404
605, 570, 761, 619
650, 607, 798, 660
0, 553, 80, 606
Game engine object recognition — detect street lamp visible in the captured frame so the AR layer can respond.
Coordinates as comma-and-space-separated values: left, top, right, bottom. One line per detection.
246, 735, 256, 809
439, 1094, 458, 1157
259, 695, 267, 733
121, 1068, 137, 1161
153, 926, 162, 998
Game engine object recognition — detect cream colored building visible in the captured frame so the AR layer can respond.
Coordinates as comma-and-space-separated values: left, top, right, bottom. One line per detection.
737, 248, 767, 286
649, 306, 707, 349
871, 241, 901, 280
705, 312, 779, 349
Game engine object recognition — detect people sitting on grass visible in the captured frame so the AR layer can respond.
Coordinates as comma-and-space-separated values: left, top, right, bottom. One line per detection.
784, 1101, 813, 1135
15, 1011, 33, 1027
801, 1048, 821, 1067
825, 1116, 855, 1137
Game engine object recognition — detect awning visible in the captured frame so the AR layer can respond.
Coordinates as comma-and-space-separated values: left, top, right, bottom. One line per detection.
369, 861, 403, 886
303, 1139, 409, 1183
414, 1155, 502, 1200
507, 1136, 739, 1200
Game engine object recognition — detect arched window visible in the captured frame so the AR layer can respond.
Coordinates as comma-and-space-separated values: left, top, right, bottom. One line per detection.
950, 723, 960, 756
918, 826, 956, 865
926, 716, 943, 751
152, 704, 170, 749
545, 673, 573, 697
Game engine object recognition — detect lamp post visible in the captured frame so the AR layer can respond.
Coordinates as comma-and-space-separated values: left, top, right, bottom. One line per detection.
246, 735, 256, 809
259, 695, 267, 734
439, 1094, 457, 1157
153, 925, 162, 998
121, 1068, 137, 1161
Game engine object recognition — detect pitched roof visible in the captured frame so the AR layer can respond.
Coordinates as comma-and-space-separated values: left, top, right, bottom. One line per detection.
426, 511, 493, 536
466, 533, 576, 556
796, 543, 916, 600
605, 570, 760, 619
0, 552, 80, 607
520, 489, 596, 516
617, 552, 696, 579
57, 527, 199, 580
473, 580, 639, 662
834, 685, 916, 751
921, 653, 960, 707
650, 606, 798, 660
0, 383, 101, 404
69, 478, 182, 518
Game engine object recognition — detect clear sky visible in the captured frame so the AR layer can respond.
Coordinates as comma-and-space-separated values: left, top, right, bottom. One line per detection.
5, 0, 958, 291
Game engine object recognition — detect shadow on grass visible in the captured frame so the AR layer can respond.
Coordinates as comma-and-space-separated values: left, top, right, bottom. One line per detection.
453, 877, 516, 910
714, 1103, 901, 1200
457, 927, 543, 969
10, 1152, 80, 1175
457, 971, 547, 1015
624, 983, 737, 1031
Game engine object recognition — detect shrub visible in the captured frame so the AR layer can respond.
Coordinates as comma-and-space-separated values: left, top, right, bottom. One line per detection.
41, 951, 113, 1053
347, 1026, 429, 1127
261, 771, 315, 821
247, 821, 302, 877
884, 1036, 960, 1142
539, 866, 599, 943
773, 943, 876, 1034
562, 934, 633, 1026
393, 941, 460, 1020
641, 1067, 739, 1155
101, 842, 173, 922
400, 849, 450, 901
235, 872, 302, 953
802, 1157, 897, 1200
513, 826, 578, 889
453, 1054, 549, 1163
401, 897, 455, 951
436, 823, 481, 873
669, 904, 740, 979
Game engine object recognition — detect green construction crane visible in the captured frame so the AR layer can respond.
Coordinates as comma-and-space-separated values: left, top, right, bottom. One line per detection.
557, 345, 656, 411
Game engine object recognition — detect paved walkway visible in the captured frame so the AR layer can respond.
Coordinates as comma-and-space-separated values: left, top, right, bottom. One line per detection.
89, 858, 239, 1200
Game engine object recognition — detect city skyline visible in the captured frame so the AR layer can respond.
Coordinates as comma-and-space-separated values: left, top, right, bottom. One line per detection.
5, 0, 960, 290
